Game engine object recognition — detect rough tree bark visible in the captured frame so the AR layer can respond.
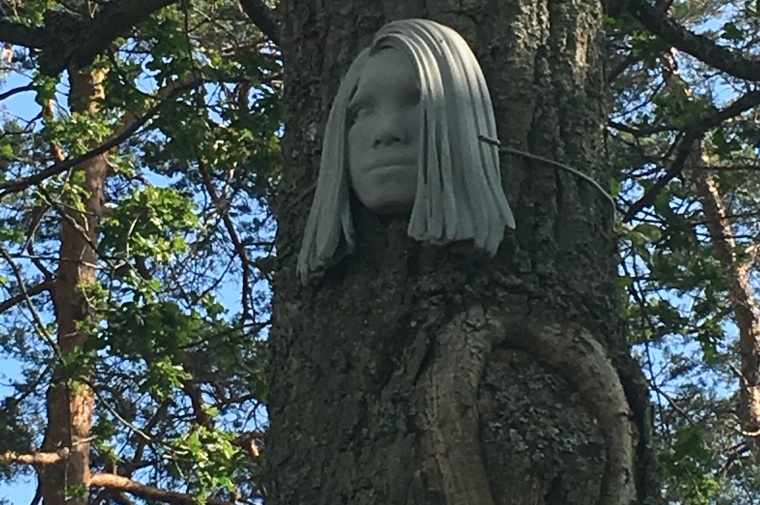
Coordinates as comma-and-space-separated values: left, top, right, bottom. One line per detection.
268, 1, 659, 505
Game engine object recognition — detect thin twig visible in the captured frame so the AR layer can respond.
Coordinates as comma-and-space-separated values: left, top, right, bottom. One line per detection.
648, 379, 698, 426
0, 245, 60, 355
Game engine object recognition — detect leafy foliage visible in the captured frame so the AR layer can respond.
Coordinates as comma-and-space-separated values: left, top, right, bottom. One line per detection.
609, 0, 760, 502
1, 0, 278, 502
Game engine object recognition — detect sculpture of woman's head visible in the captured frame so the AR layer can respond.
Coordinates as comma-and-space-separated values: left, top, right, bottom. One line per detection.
297, 18, 515, 282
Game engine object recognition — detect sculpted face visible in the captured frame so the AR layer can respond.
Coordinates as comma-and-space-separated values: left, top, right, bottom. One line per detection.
298, 19, 516, 281
347, 48, 421, 215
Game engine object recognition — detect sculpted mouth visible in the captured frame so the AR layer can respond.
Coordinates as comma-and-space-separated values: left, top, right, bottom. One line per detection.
367, 160, 416, 172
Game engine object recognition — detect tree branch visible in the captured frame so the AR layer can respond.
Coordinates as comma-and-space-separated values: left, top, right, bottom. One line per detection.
608, 120, 678, 136
231, 431, 262, 457
609, 53, 638, 82
37, 0, 180, 75
123, 398, 171, 476
0, 245, 59, 354
623, 90, 760, 222
111, 492, 137, 505
90, 473, 235, 505
626, 0, 760, 82
0, 448, 69, 465
0, 0, 178, 74
0, 279, 54, 314
0, 17, 46, 48
197, 158, 254, 320
182, 377, 214, 430
238, 0, 280, 46
0, 84, 36, 102
0, 115, 148, 197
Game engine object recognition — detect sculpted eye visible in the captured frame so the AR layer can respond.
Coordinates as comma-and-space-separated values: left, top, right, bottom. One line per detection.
348, 103, 372, 126
355, 106, 371, 119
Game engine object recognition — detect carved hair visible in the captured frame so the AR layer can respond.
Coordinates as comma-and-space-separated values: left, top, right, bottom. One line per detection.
297, 18, 515, 281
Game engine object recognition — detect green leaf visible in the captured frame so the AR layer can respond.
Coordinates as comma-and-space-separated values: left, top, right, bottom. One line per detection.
720, 22, 744, 41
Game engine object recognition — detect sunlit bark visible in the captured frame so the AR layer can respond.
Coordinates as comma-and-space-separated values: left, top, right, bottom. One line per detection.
40, 68, 106, 505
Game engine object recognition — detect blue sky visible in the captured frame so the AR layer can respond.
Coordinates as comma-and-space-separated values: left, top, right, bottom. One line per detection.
1, 69, 43, 505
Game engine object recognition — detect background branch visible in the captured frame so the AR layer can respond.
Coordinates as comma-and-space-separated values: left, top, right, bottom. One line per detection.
0, 17, 45, 48
238, 0, 280, 46
0, 280, 53, 315
623, 90, 760, 221
0, 448, 69, 466
90, 473, 235, 505
38, 0, 179, 75
627, 0, 760, 81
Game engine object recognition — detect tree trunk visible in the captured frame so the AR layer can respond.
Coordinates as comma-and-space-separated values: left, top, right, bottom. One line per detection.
268, 1, 660, 504
39, 68, 106, 505
692, 168, 760, 452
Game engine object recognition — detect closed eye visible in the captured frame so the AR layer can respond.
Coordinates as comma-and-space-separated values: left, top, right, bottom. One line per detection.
354, 106, 371, 119
348, 101, 372, 125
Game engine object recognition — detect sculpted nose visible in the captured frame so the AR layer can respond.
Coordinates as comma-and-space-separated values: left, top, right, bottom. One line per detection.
372, 114, 407, 147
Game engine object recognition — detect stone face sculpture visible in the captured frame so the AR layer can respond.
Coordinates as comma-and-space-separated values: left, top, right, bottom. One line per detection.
297, 18, 515, 281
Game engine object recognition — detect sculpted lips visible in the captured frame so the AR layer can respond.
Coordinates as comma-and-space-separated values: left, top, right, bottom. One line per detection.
369, 162, 415, 173
362, 152, 416, 173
